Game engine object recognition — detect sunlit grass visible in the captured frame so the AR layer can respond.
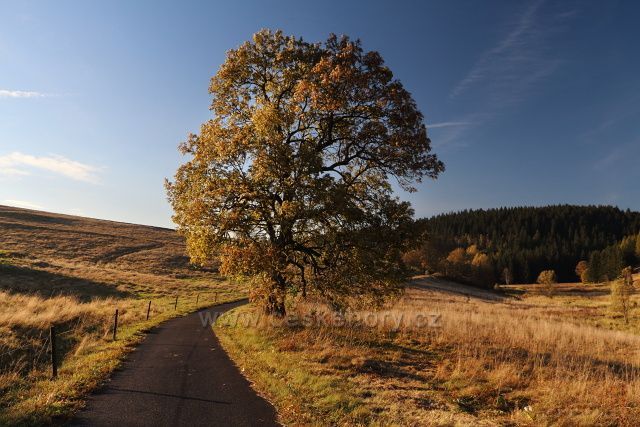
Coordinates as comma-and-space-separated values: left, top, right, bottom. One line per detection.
0, 287, 245, 425
0, 206, 247, 424
217, 281, 640, 425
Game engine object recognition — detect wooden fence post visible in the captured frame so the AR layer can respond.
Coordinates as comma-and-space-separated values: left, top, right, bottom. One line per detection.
174, 295, 178, 310
113, 309, 119, 341
146, 301, 151, 320
50, 325, 57, 378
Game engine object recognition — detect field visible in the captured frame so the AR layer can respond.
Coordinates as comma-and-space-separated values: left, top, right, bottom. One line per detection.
216, 275, 640, 426
3, 203, 640, 426
0, 205, 245, 425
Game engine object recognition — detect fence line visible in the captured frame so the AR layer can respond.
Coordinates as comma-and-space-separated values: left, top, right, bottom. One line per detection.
27, 291, 223, 378
1, 291, 229, 379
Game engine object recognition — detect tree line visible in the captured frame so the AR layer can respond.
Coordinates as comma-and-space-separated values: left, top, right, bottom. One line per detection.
404, 205, 640, 287
582, 233, 640, 283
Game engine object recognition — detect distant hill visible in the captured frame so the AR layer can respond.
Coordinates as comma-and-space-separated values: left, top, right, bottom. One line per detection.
413, 205, 640, 284
0, 205, 192, 276
0, 205, 223, 301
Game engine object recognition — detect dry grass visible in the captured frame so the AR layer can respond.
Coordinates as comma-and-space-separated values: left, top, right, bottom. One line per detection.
0, 205, 246, 425
217, 278, 640, 426
0, 292, 124, 329
0, 205, 195, 275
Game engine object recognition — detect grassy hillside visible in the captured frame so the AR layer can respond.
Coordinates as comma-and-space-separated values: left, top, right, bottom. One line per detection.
0, 205, 245, 425
216, 276, 640, 425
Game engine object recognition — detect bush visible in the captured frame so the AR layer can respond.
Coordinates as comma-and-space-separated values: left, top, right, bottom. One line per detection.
537, 270, 557, 297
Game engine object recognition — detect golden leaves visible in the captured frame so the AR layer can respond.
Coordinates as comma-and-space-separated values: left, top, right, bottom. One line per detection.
251, 104, 281, 141
167, 29, 444, 313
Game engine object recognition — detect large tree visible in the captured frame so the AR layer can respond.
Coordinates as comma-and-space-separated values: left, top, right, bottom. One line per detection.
167, 30, 444, 316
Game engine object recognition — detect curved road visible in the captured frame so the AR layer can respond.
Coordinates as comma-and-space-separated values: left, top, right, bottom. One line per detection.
73, 300, 279, 427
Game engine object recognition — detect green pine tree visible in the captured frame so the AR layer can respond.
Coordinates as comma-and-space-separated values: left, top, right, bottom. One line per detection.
587, 251, 602, 283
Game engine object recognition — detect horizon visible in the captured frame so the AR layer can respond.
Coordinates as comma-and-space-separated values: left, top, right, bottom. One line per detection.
2, 202, 638, 231
1, 0, 639, 227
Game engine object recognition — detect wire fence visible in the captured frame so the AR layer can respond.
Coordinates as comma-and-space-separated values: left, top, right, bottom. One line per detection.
0, 291, 227, 379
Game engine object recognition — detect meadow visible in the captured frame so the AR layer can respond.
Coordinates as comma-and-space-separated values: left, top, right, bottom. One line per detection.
216, 276, 640, 426
0, 205, 245, 425
3, 203, 640, 425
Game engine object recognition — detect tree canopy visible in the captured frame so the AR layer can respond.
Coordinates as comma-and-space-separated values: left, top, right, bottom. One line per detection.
167, 30, 444, 315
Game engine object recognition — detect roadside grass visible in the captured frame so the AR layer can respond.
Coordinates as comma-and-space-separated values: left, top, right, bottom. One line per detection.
217, 282, 640, 426
0, 205, 247, 425
215, 305, 371, 426
0, 290, 243, 425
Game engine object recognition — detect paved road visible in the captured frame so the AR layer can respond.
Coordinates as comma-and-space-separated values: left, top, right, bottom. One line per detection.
411, 275, 507, 301
73, 300, 279, 427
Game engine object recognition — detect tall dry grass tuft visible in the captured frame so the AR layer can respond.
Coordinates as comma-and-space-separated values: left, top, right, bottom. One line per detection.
0, 289, 196, 388
1, 292, 132, 376
1, 292, 116, 329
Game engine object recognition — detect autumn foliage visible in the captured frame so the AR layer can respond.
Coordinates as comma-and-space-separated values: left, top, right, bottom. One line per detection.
167, 30, 443, 315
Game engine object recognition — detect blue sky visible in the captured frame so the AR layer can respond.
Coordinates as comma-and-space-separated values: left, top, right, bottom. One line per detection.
1, 0, 639, 228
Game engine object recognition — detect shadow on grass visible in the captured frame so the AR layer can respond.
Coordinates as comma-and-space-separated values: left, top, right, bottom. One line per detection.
0, 264, 133, 301
0, 209, 78, 226
410, 276, 511, 302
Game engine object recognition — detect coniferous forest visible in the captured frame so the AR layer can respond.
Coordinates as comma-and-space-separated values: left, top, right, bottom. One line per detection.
406, 205, 640, 286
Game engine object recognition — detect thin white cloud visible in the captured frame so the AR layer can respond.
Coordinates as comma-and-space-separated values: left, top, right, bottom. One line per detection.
450, 0, 572, 106
2, 199, 44, 210
436, 1, 576, 150
0, 89, 47, 98
427, 113, 483, 149
594, 148, 621, 171
593, 142, 639, 171
0, 152, 101, 183
580, 91, 640, 144
427, 121, 474, 129
0, 167, 31, 176
450, 0, 544, 99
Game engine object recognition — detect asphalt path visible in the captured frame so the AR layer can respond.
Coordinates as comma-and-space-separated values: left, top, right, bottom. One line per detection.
72, 300, 279, 427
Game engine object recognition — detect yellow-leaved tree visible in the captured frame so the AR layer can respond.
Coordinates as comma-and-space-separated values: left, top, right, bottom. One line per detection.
537, 270, 557, 298
166, 30, 444, 316
611, 266, 635, 324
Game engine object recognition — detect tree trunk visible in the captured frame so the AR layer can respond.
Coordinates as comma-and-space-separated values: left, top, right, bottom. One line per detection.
265, 294, 286, 317
264, 273, 286, 317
